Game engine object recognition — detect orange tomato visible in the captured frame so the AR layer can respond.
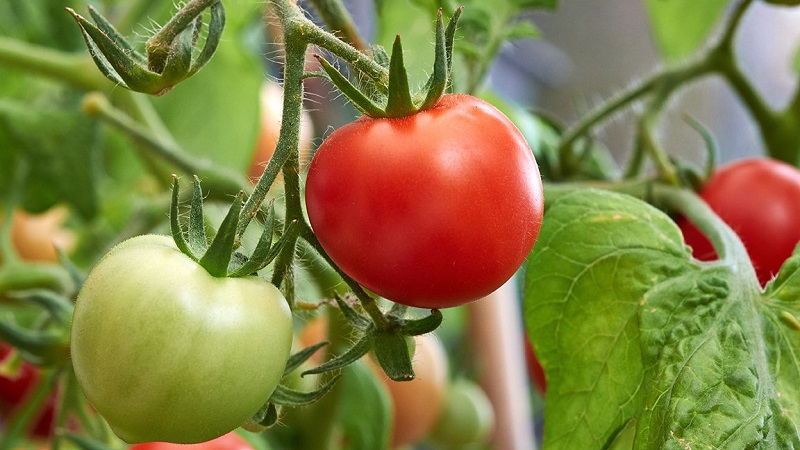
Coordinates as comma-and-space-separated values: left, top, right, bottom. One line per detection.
6, 207, 75, 263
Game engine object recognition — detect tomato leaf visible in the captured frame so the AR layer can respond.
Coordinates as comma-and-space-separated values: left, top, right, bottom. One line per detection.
338, 360, 392, 450
643, 0, 728, 63
524, 189, 800, 449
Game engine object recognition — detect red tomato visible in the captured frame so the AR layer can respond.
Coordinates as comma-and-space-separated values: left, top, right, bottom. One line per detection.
305, 94, 544, 308
678, 158, 800, 286
128, 431, 253, 450
0, 343, 55, 438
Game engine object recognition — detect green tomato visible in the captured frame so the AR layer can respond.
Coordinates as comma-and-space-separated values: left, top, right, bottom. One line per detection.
70, 235, 293, 444
429, 379, 495, 448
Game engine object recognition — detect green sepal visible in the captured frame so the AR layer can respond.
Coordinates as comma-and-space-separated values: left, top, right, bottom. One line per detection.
269, 374, 342, 406
315, 55, 386, 117
169, 176, 199, 261
159, 23, 194, 85
334, 294, 372, 331
230, 220, 298, 277
67, 2, 226, 95
186, 2, 226, 78
56, 248, 85, 294
369, 44, 390, 69
188, 175, 208, 256
386, 302, 408, 320
283, 341, 329, 375
67, 8, 155, 89
384, 35, 416, 118
301, 334, 371, 377
418, 10, 448, 111
198, 190, 244, 277
399, 309, 443, 336
249, 402, 280, 429
372, 331, 414, 381
86, 6, 145, 63
443, 6, 462, 94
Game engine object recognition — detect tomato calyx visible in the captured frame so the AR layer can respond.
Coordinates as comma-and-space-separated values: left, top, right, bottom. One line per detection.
169, 176, 295, 278
301, 295, 442, 381
312, 7, 462, 119
67, 1, 225, 96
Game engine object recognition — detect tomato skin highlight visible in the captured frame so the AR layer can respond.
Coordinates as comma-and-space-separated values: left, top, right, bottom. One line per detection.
305, 94, 544, 308
678, 158, 800, 286
70, 235, 293, 444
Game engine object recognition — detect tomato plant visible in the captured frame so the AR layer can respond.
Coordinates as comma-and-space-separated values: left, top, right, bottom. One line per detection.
678, 158, 800, 286
0, 343, 55, 439
70, 235, 293, 444
128, 431, 254, 450
305, 94, 544, 309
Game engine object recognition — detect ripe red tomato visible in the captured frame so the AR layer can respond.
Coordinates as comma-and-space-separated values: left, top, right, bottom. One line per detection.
128, 431, 254, 450
0, 343, 55, 438
678, 158, 800, 286
305, 94, 544, 308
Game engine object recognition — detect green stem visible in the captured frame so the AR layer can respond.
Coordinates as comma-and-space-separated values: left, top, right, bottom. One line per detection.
654, 185, 753, 276
299, 225, 390, 330
81, 91, 246, 196
306, 0, 369, 52
557, 0, 755, 178
146, 0, 220, 73
0, 37, 111, 91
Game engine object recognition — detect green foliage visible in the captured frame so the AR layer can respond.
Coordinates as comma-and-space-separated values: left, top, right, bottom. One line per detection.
0, 95, 100, 219
644, 0, 729, 63
524, 189, 800, 449
338, 360, 392, 450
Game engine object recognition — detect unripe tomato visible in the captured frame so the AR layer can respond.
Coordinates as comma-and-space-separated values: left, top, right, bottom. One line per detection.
429, 379, 495, 447
248, 81, 314, 180
71, 235, 293, 444
128, 431, 253, 450
378, 334, 449, 449
305, 94, 544, 309
678, 158, 800, 286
